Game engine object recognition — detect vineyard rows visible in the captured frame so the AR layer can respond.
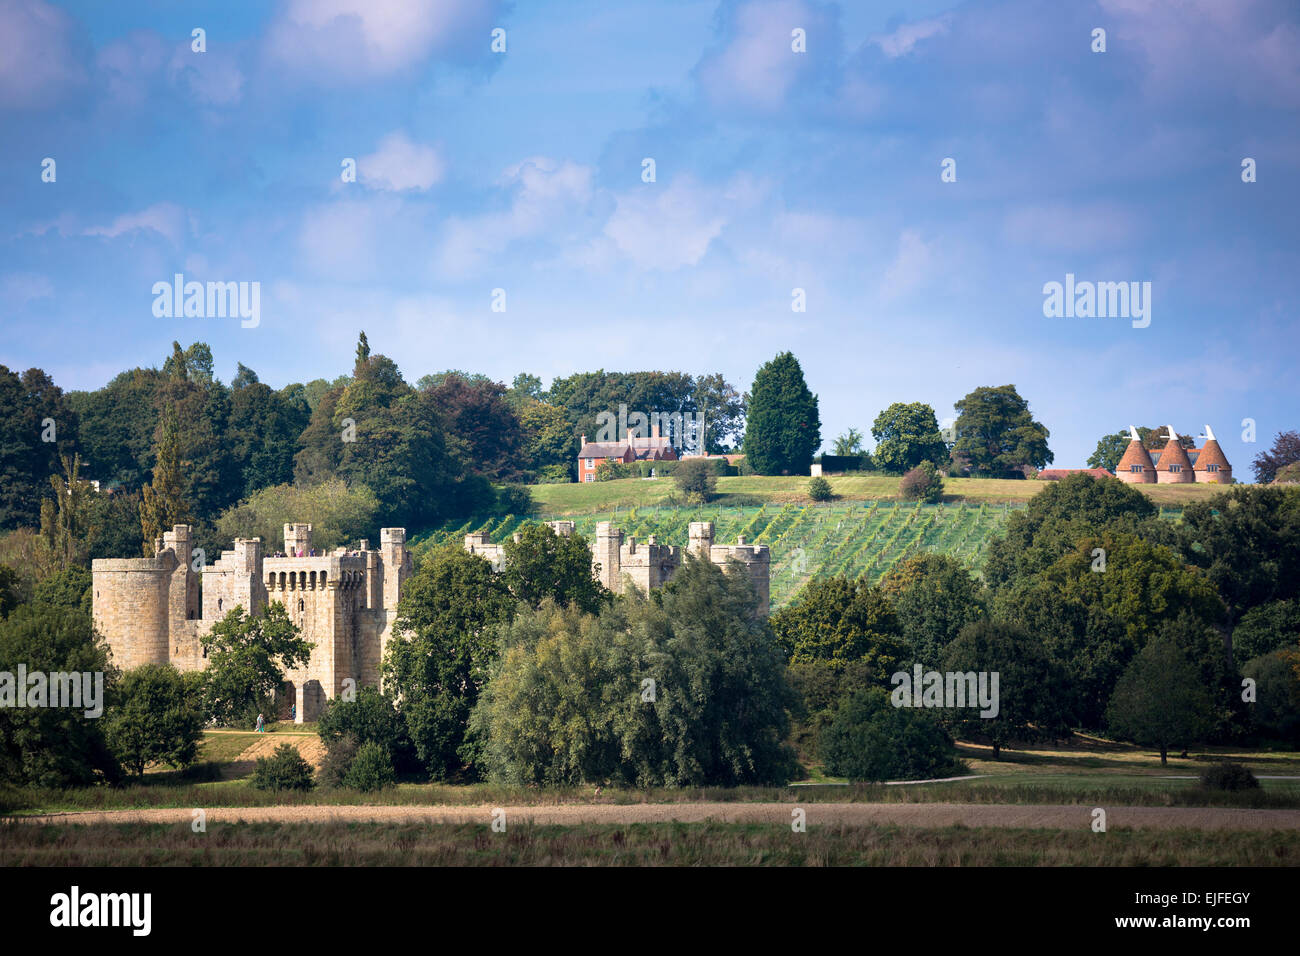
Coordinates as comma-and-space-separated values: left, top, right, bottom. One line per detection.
411, 501, 1022, 610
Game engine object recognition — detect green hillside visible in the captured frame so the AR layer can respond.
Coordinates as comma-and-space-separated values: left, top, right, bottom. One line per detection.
411, 500, 1024, 609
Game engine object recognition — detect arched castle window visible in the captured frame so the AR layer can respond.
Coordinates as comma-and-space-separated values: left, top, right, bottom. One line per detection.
309, 571, 317, 590
218, 598, 223, 612
298, 599, 304, 611
321, 570, 327, 587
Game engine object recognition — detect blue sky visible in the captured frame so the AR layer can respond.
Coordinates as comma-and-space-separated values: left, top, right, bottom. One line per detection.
1, 0, 1297, 472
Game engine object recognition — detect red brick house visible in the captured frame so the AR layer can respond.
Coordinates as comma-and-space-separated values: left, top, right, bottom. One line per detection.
577, 424, 678, 482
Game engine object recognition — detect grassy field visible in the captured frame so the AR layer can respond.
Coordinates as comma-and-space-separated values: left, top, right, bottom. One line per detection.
2, 820, 1294, 866
524, 474, 1227, 514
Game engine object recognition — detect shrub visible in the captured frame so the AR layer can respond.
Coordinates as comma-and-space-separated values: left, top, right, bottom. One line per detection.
317, 686, 419, 773
1199, 762, 1259, 791
674, 458, 718, 504
343, 741, 397, 791
820, 688, 966, 782
808, 476, 833, 501
250, 743, 315, 791
900, 460, 944, 503
494, 483, 535, 516
595, 460, 632, 481
318, 734, 360, 788
535, 464, 573, 484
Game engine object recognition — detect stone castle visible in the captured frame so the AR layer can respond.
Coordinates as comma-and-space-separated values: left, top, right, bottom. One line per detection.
464, 520, 770, 615
91, 524, 412, 722
92, 519, 769, 722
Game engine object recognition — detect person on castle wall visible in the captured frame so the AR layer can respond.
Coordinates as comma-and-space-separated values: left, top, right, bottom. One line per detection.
255, 713, 265, 733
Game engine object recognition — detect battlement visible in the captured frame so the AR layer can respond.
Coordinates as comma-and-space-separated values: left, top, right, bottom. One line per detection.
92, 523, 411, 722
463, 520, 769, 615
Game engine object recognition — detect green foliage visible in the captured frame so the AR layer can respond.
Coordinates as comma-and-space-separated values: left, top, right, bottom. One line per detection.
343, 741, 397, 791
422, 373, 526, 483
250, 743, 315, 791
473, 556, 798, 787
770, 576, 910, 672
138, 407, 190, 554
1242, 651, 1300, 744
1106, 633, 1216, 765
871, 403, 947, 474
518, 402, 575, 478
200, 603, 314, 727
104, 664, 205, 777
882, 553, 987, 665
821, 688, 966, 782
31, 566, 92, 616
1088, 431, 1129, 472
0, 565, 18, 620
494, 484, 536, 516
503, 523, 609, 614
984, 473, 1158, 588
319, 734, 360, 788
85, 489, 144, 561
0, 604, 121, 786
226, 381, 310, 498
1234, 600, 1300, 661
1176, 486, 1300, 629
213, 478, 380, 555
384, 545, 517, 778
900, 460, 944, 503
675, 458, 718, 503
951, 384, 1052, 476
317, 686, 418, 774
0, 365, 79, 532
39, 453, 95, 570
833, 427, 865, 457
743, 352, 821, 476
1199, 762, 1259, 791
807, 476, 833, 501
1252, 430, 1300, 484
595, 460, 633, 481
941, 620, 1073, 757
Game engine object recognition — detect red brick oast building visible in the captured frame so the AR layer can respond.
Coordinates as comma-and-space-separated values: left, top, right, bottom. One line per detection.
1116, 426, 1233, 484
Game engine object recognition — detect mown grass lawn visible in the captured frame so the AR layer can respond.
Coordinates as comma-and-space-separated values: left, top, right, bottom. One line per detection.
526, 474, 1225, 515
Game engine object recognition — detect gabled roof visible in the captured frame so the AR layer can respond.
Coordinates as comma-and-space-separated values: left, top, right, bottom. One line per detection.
578, 442, 632, 459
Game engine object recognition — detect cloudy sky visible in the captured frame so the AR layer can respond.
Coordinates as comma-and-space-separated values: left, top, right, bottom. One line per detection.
1, 0, 1297, 470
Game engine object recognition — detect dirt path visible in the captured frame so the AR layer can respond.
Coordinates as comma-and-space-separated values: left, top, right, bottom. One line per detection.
10, 803, 1300, 831
220, 735, 327, 780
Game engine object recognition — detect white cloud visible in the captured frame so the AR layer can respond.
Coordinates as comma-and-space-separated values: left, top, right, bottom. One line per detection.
0, 272, 54, 307
1002, 202, 1142, 251
360, 132, 445, 192
434, 157, 593, 274
603, 177, 728, 271
168, 45, 244, 106
84, 203, 188, 244
880, 229, 935, 299
265, 0, 496, 79
871, 17, 949, 58
695, 0, 820, 110
0, 0, 86, 108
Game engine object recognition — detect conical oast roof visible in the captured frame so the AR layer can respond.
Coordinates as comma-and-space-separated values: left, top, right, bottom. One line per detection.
1117, 439, 1155, 472
1194, 438, 1230, 471
1155, 435, 1192, 471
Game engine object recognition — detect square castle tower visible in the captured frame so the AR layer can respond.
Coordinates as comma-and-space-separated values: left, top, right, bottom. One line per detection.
464, 520, 770, 615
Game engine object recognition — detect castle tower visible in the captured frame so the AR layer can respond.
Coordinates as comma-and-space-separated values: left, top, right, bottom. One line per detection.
203, 537, 265, 620
1115, 427, 1156, 484
593, 522, 624, 591
1193, 425, 1232, 484
161, 525, 199, 622
688, 521, 715, 557
1154, 427, 1194, 483
91, 550, 177, 669
379, 528, 410, 610
284, 523, 313, 557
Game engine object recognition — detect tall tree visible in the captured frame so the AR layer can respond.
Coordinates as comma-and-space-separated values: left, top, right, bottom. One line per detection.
1087, 431, 1129, 472
0, 365, 79, 530
1106, 633, 1215, 766
951, 384, 1052, 477
1253, 430, 1300, 484
502, 523, 609, 614
39, 452, 94, 570
770, 576, 908, 673
200, 603, 314, 727
743, 352, 821, 475
871, 402, 947, 474
139, 408, 191, 553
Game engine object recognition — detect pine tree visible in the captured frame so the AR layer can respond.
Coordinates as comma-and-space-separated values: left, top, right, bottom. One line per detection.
139, 408, 191, 554
39, 452, 94, 569
742, 352, 821, 475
